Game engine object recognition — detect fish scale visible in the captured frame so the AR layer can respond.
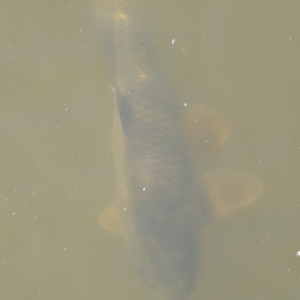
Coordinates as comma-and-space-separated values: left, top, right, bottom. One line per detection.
96, 2, 199, 300
95, 1, 262, 299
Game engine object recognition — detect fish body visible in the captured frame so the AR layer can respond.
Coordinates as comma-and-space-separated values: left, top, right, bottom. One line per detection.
98, 3, 201, 300
96, 2, 262, 300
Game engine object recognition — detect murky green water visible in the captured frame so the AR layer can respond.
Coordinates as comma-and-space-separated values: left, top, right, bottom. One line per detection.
1, 1, 300, 299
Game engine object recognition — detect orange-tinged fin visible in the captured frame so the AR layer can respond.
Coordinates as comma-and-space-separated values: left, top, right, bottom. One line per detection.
182, 105, 229, 153
99, 205, 123, 234
203, 170, 263, 217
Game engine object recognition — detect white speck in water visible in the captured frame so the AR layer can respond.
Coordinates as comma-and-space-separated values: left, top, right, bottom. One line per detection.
296, 251, 300, 258
184, 102, 187, 107
123, 207, 127, 211
142, 187, 146, 191
171, 39, 176, 44
12, 212, 15, 216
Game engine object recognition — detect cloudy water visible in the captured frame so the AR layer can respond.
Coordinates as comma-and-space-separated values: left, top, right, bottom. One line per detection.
1, 1, 300, 299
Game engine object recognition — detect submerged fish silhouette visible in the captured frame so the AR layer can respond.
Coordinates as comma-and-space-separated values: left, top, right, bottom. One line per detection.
95, 1, 262, 299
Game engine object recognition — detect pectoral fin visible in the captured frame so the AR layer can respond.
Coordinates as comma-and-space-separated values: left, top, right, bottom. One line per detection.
99, 205, 123, 235
182, 105, 229, 154
201, 170, 263, 217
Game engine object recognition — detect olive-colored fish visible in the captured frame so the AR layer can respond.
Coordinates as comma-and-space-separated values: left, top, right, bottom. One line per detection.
95, 1, 262, 300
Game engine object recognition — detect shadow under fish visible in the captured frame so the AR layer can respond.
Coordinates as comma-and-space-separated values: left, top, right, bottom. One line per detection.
94, 1, 263, 299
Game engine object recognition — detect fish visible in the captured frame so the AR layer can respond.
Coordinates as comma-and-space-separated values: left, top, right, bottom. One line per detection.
95, 1, 263, 299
